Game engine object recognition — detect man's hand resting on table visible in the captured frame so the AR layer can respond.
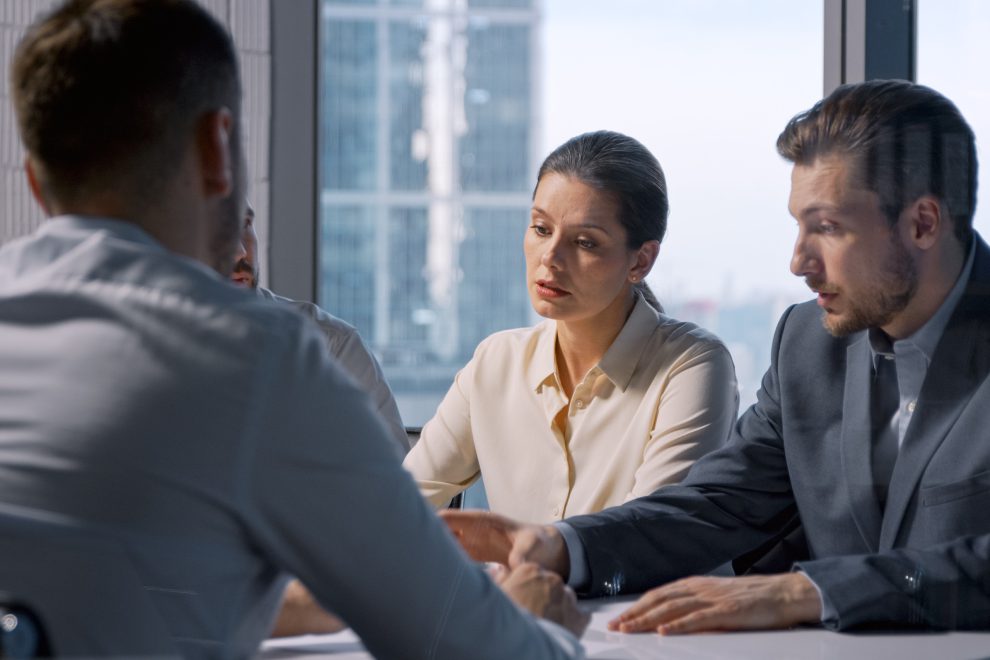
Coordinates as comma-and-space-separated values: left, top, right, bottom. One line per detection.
440, 510, 569, 576
607, 573, 822, 635
440, 510, 823, 636
490, 562, 590, 638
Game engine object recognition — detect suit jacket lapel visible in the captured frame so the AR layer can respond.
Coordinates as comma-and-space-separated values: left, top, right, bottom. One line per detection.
841, 334, 883, 551
880, 239, 990, 549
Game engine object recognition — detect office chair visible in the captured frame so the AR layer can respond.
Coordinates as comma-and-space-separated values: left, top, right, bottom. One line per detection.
0, 503, 178, 658
0, 596, 49, 658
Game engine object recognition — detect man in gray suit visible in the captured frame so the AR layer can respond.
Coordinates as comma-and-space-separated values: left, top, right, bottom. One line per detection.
444, 79, 989, 634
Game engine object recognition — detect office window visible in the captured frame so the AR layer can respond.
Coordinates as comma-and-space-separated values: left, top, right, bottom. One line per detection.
389, 20, 429, 191
542, 0, 821, 408
321, 204, 377, 340
458, 207, 530, 357
319, 1, 822, 424
322, 19, 378, 191
461, 22, 532, 192
917, 0, 990, 236
320, 0, 535, 425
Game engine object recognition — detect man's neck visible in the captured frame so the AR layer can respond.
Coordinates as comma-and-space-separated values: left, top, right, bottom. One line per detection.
49, 192, 212, 269
883, 237, 969, 340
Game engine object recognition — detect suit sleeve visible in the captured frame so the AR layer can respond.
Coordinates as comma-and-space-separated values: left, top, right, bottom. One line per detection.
798, 527, 990, 629
564, 306, 801, 597
243, 326, 582, 659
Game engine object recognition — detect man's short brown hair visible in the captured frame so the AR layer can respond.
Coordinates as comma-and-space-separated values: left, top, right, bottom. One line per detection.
777, 80, 978, 246
11, 0, 241, 204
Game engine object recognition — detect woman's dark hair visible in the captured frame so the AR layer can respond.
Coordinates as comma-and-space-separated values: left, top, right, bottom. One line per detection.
535, 130, 667, 310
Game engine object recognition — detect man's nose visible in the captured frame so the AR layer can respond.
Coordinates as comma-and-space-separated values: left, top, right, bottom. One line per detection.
790, 234, 820, 278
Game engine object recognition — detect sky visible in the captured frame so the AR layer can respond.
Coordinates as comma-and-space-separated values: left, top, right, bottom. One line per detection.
542, 0, 990, 305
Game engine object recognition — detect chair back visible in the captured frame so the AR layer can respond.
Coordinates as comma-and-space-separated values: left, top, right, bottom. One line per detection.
0, 503, 177, 658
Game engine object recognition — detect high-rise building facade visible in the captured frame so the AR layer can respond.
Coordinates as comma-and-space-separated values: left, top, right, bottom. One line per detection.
319, 0, 541, 424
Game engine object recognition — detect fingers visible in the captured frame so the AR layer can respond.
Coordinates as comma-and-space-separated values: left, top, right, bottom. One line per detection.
606, 574, 822, 635
563, 585, 592, 638
503, 563, 590, 638
606, 578, 704, 629
484, 561, 509, 584
507, 525, 569, 576
609, 596, 723, 634
439, 510, 515, 563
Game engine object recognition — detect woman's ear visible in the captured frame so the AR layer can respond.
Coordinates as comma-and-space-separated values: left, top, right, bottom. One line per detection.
630, 240, 660, 282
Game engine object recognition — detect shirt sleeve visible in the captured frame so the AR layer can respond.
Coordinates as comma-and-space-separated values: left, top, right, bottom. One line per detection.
625, 340, 739, 501
554, 521, 591, 592
402, 356, 482, 509
244, 327, 582, 660
327, 326, 409, 458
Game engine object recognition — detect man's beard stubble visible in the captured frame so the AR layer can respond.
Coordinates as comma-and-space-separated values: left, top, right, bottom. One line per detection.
819, 234, 919, 337
232, 257, 258, 288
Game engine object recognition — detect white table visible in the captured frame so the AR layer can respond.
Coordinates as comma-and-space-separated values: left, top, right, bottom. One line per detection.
260, 596, 990, 659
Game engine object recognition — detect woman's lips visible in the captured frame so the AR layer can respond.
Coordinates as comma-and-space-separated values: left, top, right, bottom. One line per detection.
535, 280, 570, 298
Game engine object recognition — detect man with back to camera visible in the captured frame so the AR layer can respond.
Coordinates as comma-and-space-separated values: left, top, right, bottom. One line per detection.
443, 79, 990, 634
232, 202, 408, 458
0, 1, 588, 657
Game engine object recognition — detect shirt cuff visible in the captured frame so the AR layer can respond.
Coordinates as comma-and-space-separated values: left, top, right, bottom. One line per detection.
553, 521, 590, 592
795, 568, 836, 624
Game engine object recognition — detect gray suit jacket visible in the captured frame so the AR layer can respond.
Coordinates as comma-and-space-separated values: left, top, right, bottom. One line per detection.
566, 236, 990, 630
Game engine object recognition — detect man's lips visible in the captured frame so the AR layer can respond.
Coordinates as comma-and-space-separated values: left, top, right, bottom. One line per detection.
535, 280, 570, 298
814, 290, 838, 308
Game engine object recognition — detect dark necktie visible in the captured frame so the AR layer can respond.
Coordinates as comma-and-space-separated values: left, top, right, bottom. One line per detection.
871, 355, 900, 509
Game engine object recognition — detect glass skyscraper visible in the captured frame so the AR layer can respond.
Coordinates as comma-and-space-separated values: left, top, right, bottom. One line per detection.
319, 0, 541, 424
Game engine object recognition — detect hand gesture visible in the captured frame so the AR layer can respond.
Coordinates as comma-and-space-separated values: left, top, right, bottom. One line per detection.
440, 509, 570, 577
492, 562, 590, 638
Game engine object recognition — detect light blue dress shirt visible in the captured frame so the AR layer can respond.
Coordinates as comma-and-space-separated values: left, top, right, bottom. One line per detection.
0, 216, 581, 660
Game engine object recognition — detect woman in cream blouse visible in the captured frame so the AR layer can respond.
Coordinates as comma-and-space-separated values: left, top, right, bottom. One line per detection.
403, 131, 739, 524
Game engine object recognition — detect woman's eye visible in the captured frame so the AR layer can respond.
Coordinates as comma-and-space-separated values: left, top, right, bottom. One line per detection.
530, 224, 550, 236
577, 239, 596, 249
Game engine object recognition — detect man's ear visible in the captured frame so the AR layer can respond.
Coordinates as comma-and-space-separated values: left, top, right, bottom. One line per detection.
905, 195, 943, 250
24, 157, 52, 216
197, 108, 234, 198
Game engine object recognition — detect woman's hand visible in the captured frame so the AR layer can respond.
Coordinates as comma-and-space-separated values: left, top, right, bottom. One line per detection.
440, 509, 570, 577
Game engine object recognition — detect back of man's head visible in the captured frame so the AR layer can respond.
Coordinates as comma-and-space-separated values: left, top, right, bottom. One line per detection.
11, 0, 241, 209
777, 79, 978, 246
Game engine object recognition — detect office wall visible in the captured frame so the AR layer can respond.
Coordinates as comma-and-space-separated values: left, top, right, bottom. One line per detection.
0, 0, 271, 280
